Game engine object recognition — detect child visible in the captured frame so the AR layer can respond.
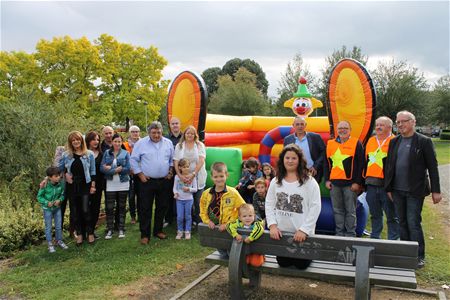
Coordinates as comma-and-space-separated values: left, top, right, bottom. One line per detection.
236, 157, 263, 203
226, 204, 265, 267
266, 144, 321, 269
252, 178, 267, 223
200, 162, 245, 257
261, 162, 275, 187
173, 158, 198, 240
37, 166, 69, 253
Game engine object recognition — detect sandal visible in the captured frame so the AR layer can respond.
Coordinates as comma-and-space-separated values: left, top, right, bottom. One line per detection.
88, 234, 95, 244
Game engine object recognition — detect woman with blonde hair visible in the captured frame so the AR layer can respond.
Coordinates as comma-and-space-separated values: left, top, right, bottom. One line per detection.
173, 125, 207, 227
59, 131, 96, 245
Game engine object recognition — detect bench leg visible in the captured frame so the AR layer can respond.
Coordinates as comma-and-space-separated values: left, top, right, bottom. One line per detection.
248, 269, 261, 289
229, 240, 246, 300
352, 245, 374, 300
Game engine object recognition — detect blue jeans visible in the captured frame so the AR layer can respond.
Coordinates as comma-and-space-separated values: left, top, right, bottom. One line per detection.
43, 208, 62, 243
176, 199, 193, 232
330, 184, 357, 236
392, 190, 425, 259
366, 185, 399, 240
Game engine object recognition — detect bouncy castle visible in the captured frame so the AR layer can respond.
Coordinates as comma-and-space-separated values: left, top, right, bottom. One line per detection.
166, 59, 376, 235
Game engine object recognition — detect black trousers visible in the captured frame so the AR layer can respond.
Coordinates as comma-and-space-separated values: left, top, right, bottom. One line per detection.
164, 177, 176, 223
139, 178, 170, 238
276, 256, 311, 270
89, 187, 103, 232
105, 191, 127, 231
71, 194, 93, 236
128, 175, 141, 220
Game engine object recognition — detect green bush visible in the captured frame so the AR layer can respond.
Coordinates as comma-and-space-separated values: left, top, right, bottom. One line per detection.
440, 130, 450, 140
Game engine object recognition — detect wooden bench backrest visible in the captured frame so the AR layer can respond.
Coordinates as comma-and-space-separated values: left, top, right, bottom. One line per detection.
198, 223, 418, 269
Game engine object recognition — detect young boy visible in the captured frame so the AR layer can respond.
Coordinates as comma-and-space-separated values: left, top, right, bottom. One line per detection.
200, 162, 245, 257
252, 178, 267, 222
236, 157, 263, 203
37, 166, 68, 253
226, 204, 265, 267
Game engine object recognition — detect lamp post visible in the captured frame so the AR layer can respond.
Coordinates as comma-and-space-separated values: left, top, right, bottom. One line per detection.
143, 101, 148, 129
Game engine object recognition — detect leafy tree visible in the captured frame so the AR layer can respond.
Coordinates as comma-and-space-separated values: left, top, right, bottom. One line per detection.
371, 59, 428, 124
430, 75, 450, 127
221, 58, 269, 96
95, 34, 169, 127
318, 46, 369, 102
208, 67, 270, 116
201, 67, 221, 97
273, 53, 320, 116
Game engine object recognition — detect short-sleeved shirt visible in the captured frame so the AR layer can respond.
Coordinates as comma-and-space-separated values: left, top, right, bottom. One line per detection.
393, 136, 412, 191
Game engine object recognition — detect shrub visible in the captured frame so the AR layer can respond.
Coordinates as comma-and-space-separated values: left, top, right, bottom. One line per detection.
440, 130, 450, 140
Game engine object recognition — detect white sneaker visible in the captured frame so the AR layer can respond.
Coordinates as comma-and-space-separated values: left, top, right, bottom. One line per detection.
118, 230, 125, 239
105, 230, 113, 240
48, 245, 56, 253
184, 231, 191, 240
57, 241, 68, 250
175, 231, 183, 240
163, 222, 169, 228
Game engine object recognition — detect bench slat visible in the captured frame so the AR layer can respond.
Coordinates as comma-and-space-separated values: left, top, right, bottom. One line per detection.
205, 252, 417, 289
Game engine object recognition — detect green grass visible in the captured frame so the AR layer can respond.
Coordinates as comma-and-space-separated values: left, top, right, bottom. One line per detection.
433, 138, 450, 165
0, 220, 211, 299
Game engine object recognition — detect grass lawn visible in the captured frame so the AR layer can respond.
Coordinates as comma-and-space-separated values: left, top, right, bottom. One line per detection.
0, 221, 212, 299
433, 138, 450, 165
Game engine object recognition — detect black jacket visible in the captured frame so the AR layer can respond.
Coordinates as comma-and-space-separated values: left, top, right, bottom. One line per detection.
384, 132, 440, 198
283, 132, 326, 183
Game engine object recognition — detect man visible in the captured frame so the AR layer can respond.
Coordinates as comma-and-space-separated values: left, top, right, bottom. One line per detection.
130, 121, 174, 245
124, 125, 141, 224
284, 116, 326, 183
167, 117, 182, 147
364, 116, 399, 240
324, 120, 365, 237
164, 116, 182, 226
384, 111, 441, 268
101, 126, 114, 153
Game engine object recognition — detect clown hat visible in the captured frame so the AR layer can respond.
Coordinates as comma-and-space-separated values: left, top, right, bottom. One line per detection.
293, 76, 311, 98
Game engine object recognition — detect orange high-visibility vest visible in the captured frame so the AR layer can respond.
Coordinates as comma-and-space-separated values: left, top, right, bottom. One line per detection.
364, 135, 394, 179
326, 137, 358, 180
123, 142, 132, 154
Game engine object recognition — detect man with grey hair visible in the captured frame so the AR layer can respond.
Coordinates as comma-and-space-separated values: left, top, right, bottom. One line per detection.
364, 116, 399, 240
384, 111, 441, 268
131, 121, 174, 245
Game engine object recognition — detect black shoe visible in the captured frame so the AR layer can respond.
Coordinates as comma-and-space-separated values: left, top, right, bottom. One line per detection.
417, 258, 425, 269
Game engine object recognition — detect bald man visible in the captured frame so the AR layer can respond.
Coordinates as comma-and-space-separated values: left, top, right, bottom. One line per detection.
101, 126, 114, 153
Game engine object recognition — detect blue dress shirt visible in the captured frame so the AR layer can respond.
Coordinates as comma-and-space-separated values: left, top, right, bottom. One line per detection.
130, 136, 174, 178
295, 134, 314, 169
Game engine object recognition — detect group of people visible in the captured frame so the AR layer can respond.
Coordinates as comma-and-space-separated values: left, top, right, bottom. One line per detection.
38, 110, 441, 269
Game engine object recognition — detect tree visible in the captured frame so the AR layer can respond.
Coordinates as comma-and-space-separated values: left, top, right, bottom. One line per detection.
371, 59, 428, 124
208, 67, 270, 116
201, 67, 221, 97
273, 53, 320, 116
430, 75, 450, 127
95, 34, 169, 127
318, 46, 369, 102
221, 58, 269, 96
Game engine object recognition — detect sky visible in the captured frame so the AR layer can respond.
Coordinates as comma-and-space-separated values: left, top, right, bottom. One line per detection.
1, 1, 449, 97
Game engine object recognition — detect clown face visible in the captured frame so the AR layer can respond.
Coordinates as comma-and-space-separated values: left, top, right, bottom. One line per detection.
292, 97, 313, 117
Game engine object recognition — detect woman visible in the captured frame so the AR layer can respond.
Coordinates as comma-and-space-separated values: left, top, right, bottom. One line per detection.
265, 144, 321, 269
100, 133, 130, 239
59, 131, 96, 245
173, 125, 207, 226
85, 131, 104, 239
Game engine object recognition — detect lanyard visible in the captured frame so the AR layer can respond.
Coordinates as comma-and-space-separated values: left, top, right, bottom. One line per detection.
375, 133, 391, 153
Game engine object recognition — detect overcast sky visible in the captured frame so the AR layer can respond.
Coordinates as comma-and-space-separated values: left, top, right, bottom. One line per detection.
1, 1, 449, 97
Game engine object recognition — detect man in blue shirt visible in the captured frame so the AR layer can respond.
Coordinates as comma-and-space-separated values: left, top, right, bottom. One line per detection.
283, 116, 326, 183
131, 121, 174, 245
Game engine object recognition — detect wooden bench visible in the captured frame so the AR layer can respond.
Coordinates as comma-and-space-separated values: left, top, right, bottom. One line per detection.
198, 223, 418, 300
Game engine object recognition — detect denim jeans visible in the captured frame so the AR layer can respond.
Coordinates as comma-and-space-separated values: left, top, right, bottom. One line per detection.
366, 185, 399, 240
330, 184, 357, 236
43, 208, 63, 243
176, 199, 193, 232
392, 190, 425, 259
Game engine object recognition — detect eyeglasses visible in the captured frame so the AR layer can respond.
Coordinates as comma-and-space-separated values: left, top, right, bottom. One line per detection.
337, 127, 349, 130
395, 119, 412, 125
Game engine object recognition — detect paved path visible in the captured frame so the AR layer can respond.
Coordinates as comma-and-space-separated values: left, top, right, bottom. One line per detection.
438, 164, 449, 204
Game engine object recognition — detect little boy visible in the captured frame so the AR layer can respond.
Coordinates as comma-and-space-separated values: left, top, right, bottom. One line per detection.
37, 166, 68, 253
236, 157, 263, 203
226, 204, 265, 267
252, 178, 267, 222
200, 162, 245, 257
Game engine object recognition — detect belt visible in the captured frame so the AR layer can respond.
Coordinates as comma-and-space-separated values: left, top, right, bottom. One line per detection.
146, 176, 166, 181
